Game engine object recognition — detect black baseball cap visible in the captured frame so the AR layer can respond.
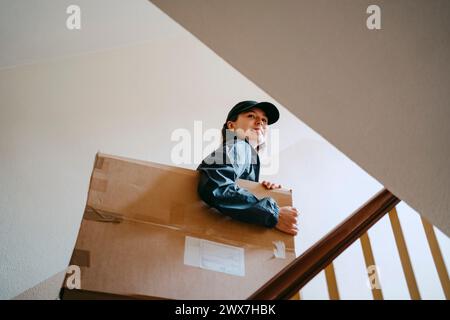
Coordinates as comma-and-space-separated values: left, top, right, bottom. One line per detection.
226, 100, 280, 125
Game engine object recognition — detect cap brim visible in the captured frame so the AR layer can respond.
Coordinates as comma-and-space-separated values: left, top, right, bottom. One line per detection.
243, 102, 280, 125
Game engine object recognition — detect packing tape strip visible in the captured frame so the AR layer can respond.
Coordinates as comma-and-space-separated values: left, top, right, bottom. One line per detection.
124, 217, 182, 231
94, 155, 109, 172
95, 156, 104, 170
83, 206, 183, 231
84, 206, 123, 223
82, 206, 292, 253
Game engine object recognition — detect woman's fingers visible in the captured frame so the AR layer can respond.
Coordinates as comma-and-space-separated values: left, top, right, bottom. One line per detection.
277, 224, 297, 236
261, 181, 282, 189
287, 207, 299, 216
287, 225, 298, 235
281, 213, 298, 225
276, 213, 299, 236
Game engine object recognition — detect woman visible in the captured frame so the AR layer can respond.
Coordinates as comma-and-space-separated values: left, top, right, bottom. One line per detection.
197, 100, 299, 235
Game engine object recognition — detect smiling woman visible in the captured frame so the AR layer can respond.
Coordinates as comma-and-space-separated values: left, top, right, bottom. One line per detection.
228, 108, 268, 152
197, 100, 299, 236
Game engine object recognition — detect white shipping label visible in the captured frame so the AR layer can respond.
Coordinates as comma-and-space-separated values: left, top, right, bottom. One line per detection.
184, 236, 245, 277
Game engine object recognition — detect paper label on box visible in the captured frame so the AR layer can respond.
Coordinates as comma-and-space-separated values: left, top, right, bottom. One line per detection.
184, 236, 245, 277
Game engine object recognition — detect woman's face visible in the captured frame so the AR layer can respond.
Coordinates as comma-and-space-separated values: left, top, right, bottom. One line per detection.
227, 107, 269, 147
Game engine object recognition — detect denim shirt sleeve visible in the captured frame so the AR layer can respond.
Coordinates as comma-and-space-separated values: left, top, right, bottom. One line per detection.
197, 141, 279, 228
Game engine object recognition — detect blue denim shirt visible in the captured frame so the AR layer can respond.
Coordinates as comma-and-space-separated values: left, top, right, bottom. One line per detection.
196, 134, 279, 227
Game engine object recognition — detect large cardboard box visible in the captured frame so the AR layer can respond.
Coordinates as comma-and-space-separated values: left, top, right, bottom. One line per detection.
63, 153, 296, 299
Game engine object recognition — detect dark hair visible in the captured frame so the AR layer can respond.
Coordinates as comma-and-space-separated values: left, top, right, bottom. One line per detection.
221, 114, 238, 142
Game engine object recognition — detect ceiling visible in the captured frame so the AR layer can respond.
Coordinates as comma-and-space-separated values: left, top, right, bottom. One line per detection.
0, 0, 180, 69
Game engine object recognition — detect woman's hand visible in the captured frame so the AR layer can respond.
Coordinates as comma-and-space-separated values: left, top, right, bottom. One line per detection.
261, 180, 282, 189
275, 206, 299, 236
261, 181, 298, 235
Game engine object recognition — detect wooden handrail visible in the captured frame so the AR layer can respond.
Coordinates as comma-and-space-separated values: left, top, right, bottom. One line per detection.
248, 188, 400, 300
